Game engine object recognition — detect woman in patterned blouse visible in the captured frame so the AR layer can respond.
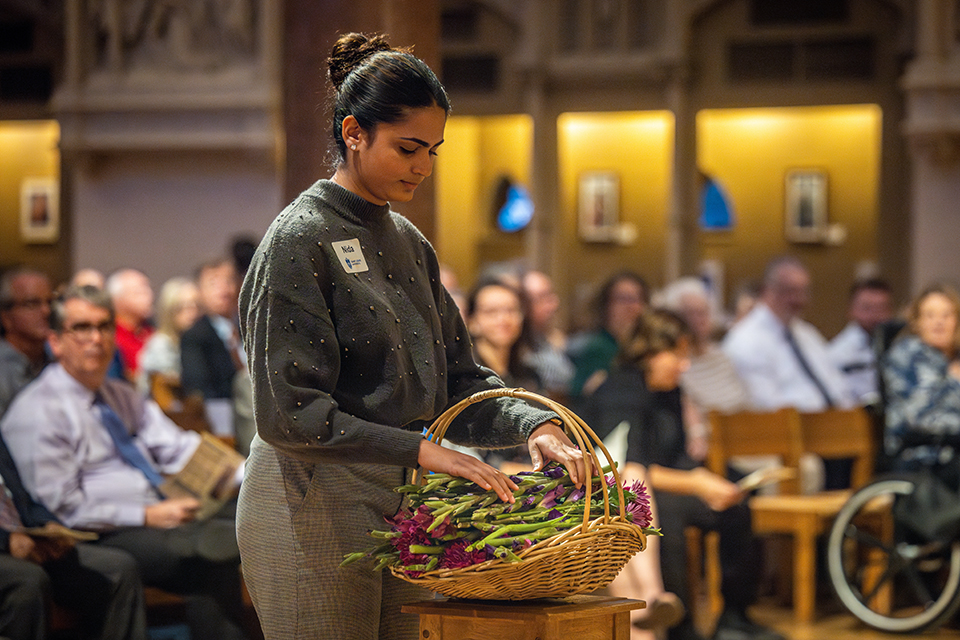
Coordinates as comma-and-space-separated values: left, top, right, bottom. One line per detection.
883, 283, 960, 471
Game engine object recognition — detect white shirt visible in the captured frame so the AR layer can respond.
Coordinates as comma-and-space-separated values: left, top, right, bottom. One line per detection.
722, 303, 855, 412
828, 321, 879, 405
0, 364, 201, 530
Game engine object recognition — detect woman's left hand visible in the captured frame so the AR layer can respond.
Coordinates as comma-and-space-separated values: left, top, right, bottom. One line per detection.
527, 422, 587, 487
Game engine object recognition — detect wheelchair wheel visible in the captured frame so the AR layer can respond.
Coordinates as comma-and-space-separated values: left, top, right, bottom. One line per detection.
827, 475, 960, 633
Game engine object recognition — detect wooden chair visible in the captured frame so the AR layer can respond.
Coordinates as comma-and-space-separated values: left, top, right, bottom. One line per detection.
693, 407, 876, 623
687, 408, 803, 620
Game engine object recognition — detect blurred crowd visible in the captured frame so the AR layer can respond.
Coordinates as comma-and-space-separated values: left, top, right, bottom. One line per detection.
4, 238, 960, 640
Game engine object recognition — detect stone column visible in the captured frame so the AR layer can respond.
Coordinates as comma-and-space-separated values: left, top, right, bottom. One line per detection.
903, 0, 960, 291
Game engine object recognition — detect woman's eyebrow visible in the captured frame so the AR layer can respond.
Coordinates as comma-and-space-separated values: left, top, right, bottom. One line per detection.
401, 137, 444, 148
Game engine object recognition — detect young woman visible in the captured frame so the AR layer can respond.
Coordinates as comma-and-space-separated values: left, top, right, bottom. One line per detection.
237, 33, 584, 640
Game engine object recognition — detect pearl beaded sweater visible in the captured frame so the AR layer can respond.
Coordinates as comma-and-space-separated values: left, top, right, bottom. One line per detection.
240, 179, 555, 468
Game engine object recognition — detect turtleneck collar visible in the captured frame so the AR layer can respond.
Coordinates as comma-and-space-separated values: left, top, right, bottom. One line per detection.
312, 179, 391, 225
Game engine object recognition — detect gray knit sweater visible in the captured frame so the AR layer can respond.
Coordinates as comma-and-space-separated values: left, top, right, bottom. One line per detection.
240, 180, 556, 468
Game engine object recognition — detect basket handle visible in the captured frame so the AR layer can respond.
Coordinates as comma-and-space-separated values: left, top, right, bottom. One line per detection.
416, 387, 631, 533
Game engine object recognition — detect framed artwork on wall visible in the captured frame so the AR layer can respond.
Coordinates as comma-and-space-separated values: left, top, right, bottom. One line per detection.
784, 169, 828, 243
20, 178, 59, 244
578, 171, 620, 242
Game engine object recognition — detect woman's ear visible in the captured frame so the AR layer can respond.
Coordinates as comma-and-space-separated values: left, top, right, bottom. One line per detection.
341, 115, 363, 151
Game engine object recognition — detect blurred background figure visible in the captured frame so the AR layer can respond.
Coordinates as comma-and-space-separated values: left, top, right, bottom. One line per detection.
585, 310, 781, 640
0, 267, 53, 417
71, 268, 106, 290
106, 268, 155, 382
883, 282, 960, 475
466, 276, 540, 468
181, 258, 250, 451
138, 277, 201, 407
466, 276, 539, 391
521, 269, 574, 401
828, 278, 894, 407
568, 270, 649, 406
661, 276, 750, 462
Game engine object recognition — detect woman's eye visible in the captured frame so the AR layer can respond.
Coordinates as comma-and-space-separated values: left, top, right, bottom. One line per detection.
400, 147, 416, 155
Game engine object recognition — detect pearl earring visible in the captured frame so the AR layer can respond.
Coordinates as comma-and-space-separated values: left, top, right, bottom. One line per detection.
351, 144, 357, 150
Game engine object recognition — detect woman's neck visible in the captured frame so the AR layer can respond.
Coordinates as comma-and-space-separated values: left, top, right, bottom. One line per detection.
474, 340, 510, 377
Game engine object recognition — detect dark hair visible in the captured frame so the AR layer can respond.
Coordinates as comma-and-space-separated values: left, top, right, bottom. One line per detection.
596, 271, 649, 329
849, 277, 891, 301
0, 266, 48, 312
327, 32, 451, 162
51, 285, 114, 333
618, 309, 691, 369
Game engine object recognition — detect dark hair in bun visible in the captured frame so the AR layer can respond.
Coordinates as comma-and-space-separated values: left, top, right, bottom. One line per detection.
327, 32, 451, 162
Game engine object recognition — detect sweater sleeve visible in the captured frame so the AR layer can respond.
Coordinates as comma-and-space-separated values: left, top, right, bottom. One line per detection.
411, 239, 559, 448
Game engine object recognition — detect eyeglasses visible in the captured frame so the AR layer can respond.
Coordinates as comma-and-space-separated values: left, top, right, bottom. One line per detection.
63, 320, 115, 341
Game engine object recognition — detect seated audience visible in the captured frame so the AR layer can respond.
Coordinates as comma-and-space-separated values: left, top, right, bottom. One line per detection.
883, 283, 960, 474
0, 267, 54, 417
568, 271, 649, 405
521, 269, 575, 401
585, 310, 783, 640
138, 277, 201, 402
828, 278, 894, 406
0, 433, 147, 640
106, 269, 156, 382
1, 285, 249, 640
181, 259, 250, 448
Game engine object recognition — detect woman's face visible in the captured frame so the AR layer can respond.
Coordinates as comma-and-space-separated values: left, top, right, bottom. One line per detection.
345, 105, 446, 205
645, 338, 691, 391
606, 279, 646, 339
173, 284, 201, 334
916, 292, 959, 354
469, 285, 523, 351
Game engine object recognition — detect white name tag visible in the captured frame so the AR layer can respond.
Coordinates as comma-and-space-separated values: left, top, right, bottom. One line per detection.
331, 239, 369, 273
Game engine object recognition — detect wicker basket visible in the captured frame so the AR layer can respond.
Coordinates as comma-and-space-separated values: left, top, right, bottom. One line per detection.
389, 387, 647, 600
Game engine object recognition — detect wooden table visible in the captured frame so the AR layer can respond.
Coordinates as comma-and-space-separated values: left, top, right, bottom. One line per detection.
401, 595, 645, 640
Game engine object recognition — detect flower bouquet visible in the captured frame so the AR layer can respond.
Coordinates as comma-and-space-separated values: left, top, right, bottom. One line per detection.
345, 388, 652, 600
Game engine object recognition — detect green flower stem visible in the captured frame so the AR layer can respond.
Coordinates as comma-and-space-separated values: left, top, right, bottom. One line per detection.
408, 544, 444, 554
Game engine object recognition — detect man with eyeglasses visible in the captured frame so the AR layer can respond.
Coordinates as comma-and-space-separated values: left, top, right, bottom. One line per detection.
1, 285, 250, 640
0, 267, 55, 417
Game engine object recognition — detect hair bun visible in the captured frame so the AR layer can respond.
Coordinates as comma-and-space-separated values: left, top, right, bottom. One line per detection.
328, 32, 394, 91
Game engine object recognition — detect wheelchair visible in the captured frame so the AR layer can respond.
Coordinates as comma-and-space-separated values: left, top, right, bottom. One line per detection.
826, 450, 960, 633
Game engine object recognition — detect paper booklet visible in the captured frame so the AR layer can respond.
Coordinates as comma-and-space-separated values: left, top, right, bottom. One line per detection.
737, 465, 797, 492
160, 433, 244, 520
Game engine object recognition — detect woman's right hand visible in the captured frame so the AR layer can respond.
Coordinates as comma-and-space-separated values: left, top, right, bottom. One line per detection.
692, 467, 744, 512
417, 439, 518, 503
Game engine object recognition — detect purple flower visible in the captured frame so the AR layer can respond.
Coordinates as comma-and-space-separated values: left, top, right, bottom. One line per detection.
543, 464, 565, 479
567, 487, 586, 502
625, 480, 653, 528
539, 485, 567, 509
439, 539, 487, 570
